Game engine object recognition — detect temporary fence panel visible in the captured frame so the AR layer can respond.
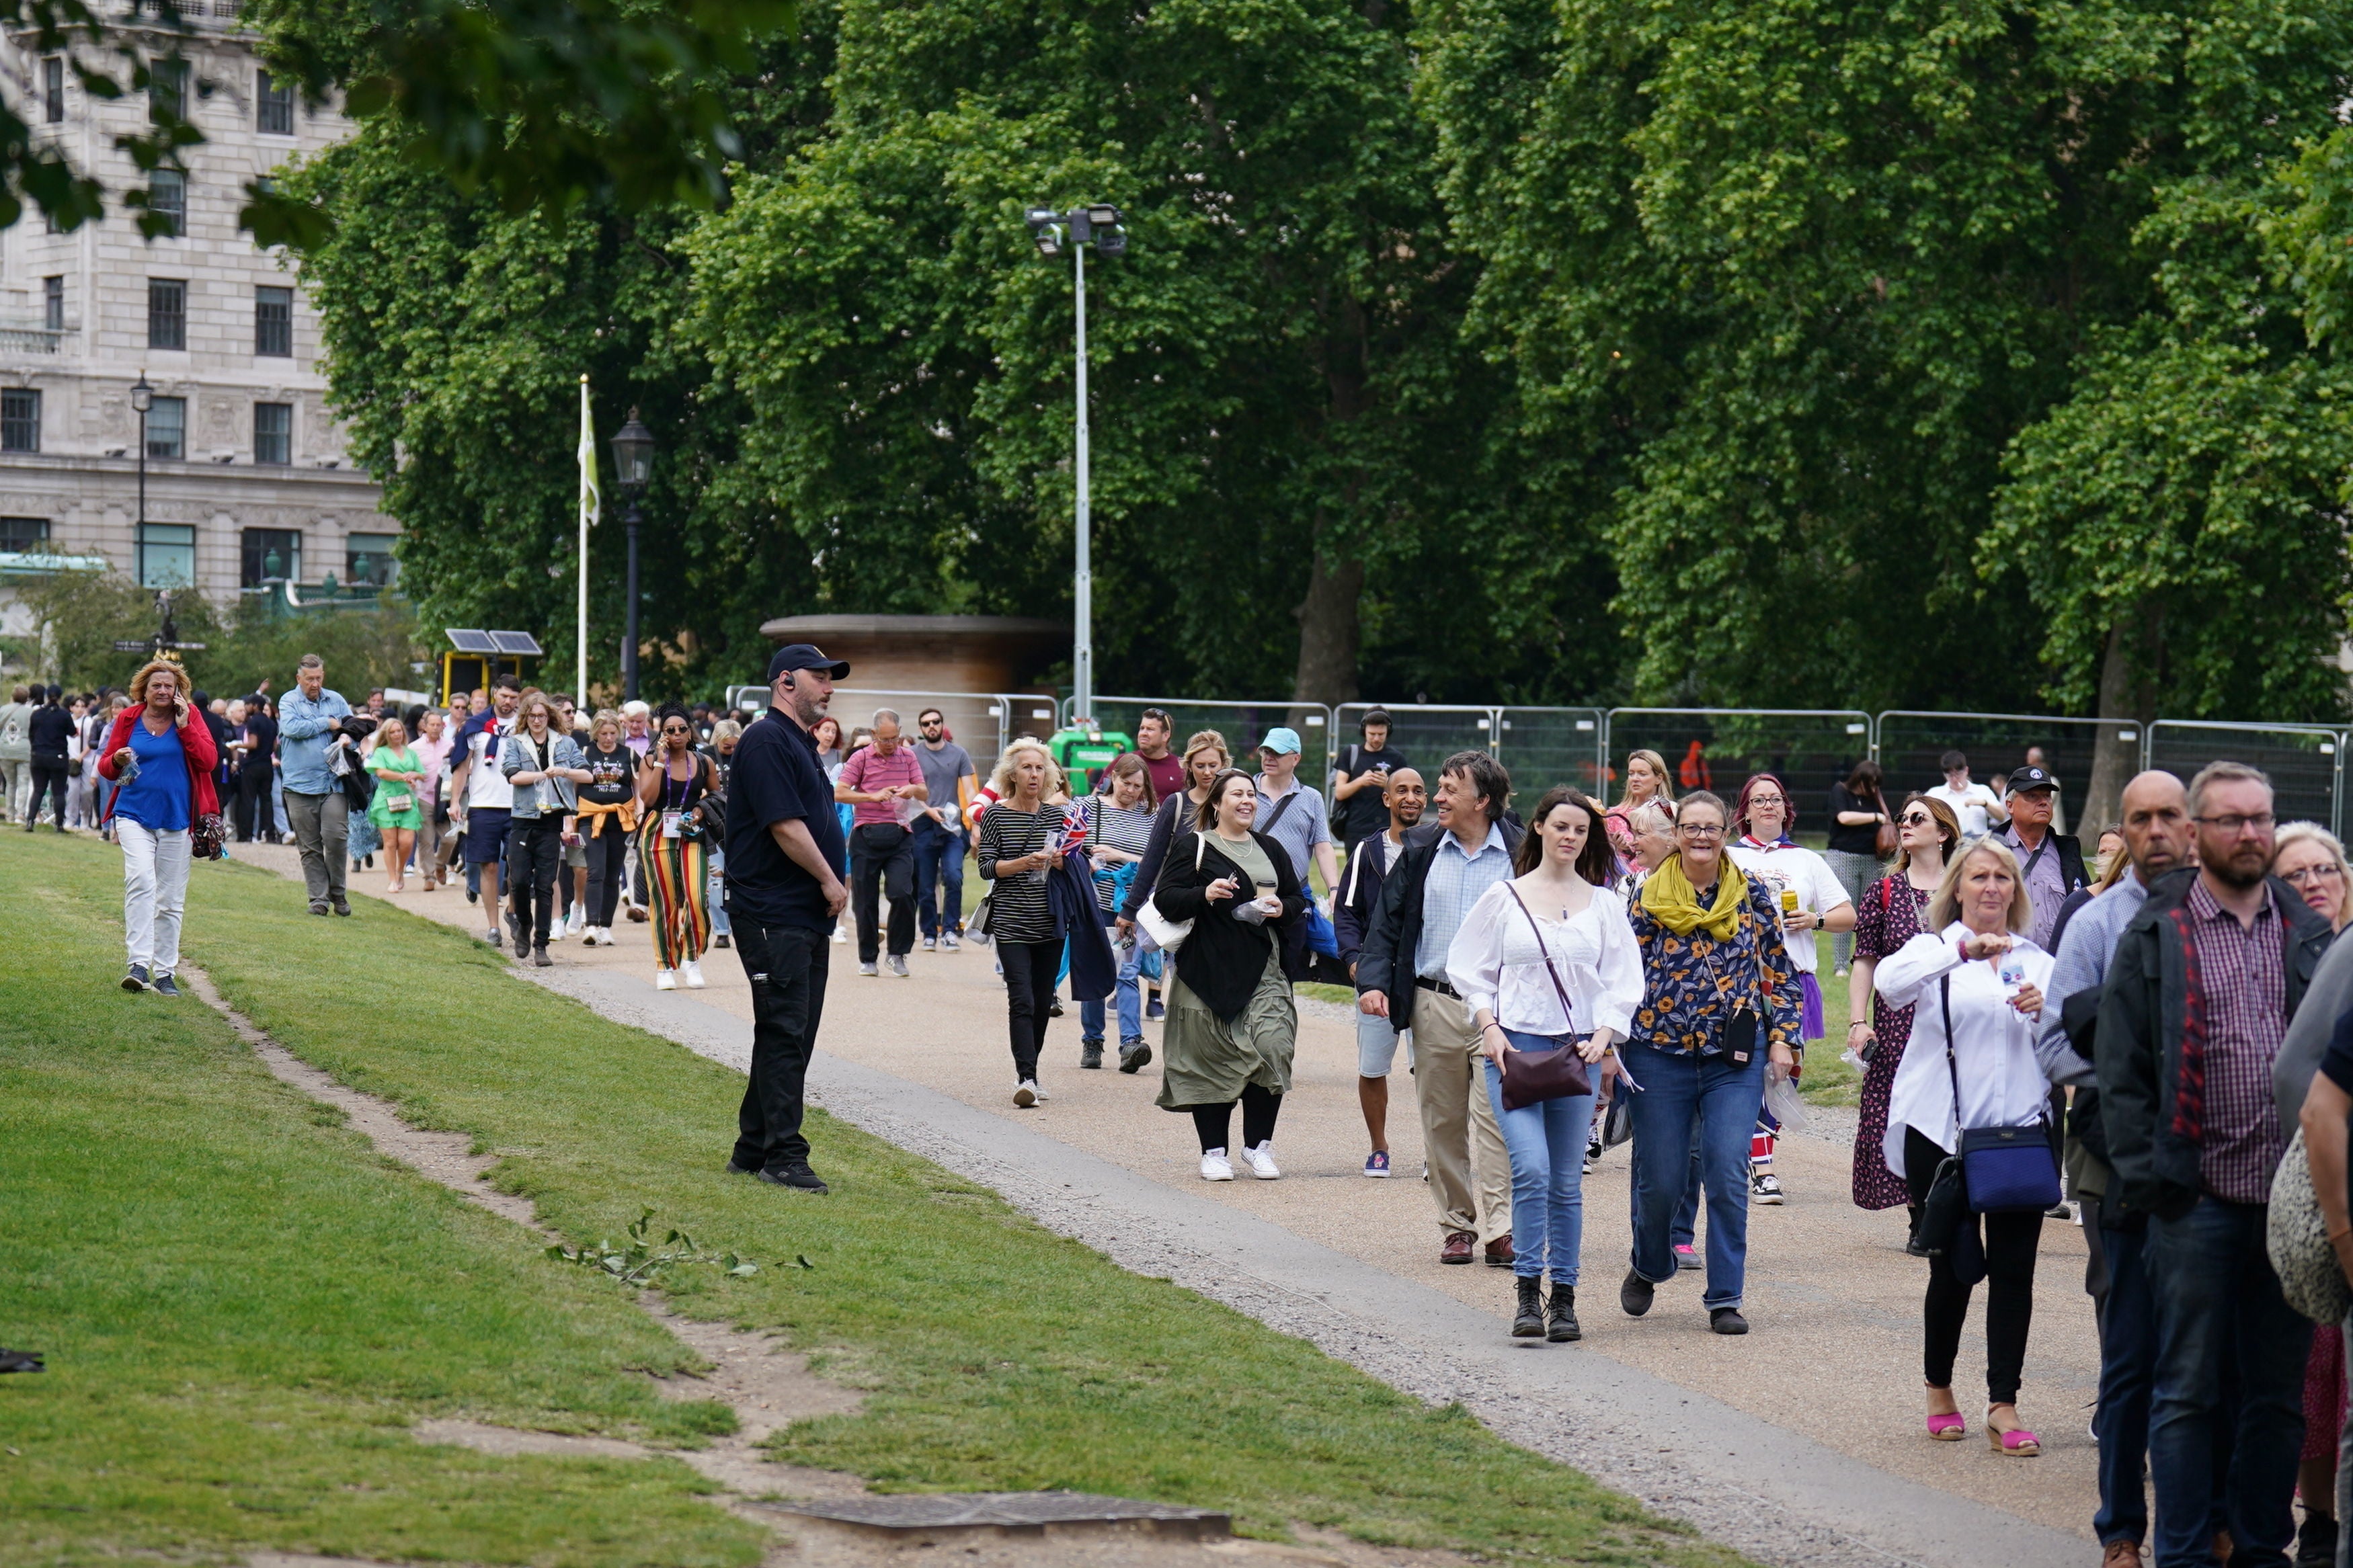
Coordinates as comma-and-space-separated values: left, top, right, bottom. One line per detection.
1605, 708, 1873, 807
1496, 706, 1609, 799
2146, 720, 2343, 837
830, 689, 1055, 764
1874, 712, 2121, 833
1334, 704, 1499, 796
1066, 696, 1332, 778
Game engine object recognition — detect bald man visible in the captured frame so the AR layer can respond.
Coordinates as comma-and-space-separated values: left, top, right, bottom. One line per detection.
2037, 770, 2194, 1567
1334, 767, 1427, 1177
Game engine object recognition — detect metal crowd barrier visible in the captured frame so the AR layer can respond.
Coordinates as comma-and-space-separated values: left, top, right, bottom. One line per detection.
1066, 696, 1332, 778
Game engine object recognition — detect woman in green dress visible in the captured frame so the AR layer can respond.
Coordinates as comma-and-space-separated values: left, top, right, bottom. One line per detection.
1150, 767, 1308, 1182
366, 715, 427, 893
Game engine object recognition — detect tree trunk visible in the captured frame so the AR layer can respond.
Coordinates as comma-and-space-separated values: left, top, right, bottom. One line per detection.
1292, 540, 1364, 707
2084, 608, 2160, 833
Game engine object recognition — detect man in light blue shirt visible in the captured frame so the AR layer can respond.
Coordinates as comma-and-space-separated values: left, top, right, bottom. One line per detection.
278, 653, 354, 915
2036, 770, 2192, 1566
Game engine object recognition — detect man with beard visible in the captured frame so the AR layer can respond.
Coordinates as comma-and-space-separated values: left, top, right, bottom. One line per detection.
1335, 768, 1426, 1178
2101, 761, 2335, 1568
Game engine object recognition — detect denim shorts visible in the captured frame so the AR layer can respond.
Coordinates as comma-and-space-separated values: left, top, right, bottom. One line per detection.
1357, 1012, 1414, 1077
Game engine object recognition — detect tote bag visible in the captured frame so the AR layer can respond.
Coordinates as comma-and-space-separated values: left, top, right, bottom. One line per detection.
1137, 835, 1207, 954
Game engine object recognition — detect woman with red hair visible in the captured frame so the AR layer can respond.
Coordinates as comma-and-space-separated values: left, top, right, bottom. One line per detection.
95, 657, 218, 996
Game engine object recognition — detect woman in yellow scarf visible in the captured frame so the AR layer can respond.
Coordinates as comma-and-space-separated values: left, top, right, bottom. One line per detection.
1620, 789, 1800, 1337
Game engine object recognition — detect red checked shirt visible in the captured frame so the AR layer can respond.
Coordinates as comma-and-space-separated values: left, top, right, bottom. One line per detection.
2184, 878, 2289, 1202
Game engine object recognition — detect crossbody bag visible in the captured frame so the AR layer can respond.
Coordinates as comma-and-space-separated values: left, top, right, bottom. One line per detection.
1493, 884, 1595, 1111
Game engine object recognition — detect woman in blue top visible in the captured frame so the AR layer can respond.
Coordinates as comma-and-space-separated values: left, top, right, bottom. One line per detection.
95, 657, 218, 996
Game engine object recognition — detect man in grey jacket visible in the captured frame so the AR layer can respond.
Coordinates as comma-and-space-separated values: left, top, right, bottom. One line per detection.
0, 684, 31, 823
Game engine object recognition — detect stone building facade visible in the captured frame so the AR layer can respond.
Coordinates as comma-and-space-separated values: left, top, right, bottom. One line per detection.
0, 4, 395, 645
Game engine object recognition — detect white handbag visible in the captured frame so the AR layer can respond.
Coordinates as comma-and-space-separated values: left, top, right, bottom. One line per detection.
1136, 835, 1207, 955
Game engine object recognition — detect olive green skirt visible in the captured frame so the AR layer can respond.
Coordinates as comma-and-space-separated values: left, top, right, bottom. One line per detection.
1156, 945, 1297, 1110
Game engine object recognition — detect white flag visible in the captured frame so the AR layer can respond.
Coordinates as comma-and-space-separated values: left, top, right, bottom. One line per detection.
577, 376, 597, 704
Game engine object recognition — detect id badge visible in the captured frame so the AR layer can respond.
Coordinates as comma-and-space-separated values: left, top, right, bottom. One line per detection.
662, 810, 684, 839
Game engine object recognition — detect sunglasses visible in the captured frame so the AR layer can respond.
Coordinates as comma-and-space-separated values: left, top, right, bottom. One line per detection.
1899, 811, 1933, 827
660, 725, 690, 735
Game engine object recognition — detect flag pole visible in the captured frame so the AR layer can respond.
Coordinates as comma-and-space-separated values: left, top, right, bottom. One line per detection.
576, 375, 594, 704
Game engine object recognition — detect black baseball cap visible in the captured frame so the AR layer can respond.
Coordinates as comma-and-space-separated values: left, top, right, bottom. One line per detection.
2007, 764, 2057, 794
766, 643, 850, 683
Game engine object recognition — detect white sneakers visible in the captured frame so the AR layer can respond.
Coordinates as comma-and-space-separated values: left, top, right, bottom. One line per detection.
1013, 1080, 1039, 1108
831, 923, 849, 944
1243, 1142, 1281, 1180
682, 958, 706, 989
1200, 1149, 1235, 1182
655, 968, 677, 991
887, 954, 909, 977
943, 932, 961, 950
565, 907, 586, 938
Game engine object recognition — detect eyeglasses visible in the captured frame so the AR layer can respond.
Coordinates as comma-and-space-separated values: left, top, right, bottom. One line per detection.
2281, 864, 2345, 885
1899, 811, 1933, 827
1747, 794, 1786, 807
2194, 813, 2276, 835
1678, 824, 1726, 839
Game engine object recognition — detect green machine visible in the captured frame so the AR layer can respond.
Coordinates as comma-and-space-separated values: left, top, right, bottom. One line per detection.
1049, 723, 1131, 792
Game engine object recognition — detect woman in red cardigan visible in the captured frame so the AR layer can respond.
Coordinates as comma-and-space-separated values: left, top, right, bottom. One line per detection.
95, 657, 217, 996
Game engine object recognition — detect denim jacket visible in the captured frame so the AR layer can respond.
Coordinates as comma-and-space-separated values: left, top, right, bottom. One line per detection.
500, 731, 586, 820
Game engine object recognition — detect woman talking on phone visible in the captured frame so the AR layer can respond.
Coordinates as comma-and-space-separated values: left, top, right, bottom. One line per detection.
636, 702, 717, 990
1447, 786, 1641, 1342
1874, 835, 2064, 1456
1151, 768, 1308, 1180
95, 657, 219, 996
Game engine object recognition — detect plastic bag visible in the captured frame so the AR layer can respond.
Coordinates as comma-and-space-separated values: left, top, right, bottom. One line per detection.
1763, 1060, 1810, 1134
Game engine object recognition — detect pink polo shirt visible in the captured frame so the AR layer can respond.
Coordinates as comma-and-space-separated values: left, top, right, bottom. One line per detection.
838, 743, 924, 827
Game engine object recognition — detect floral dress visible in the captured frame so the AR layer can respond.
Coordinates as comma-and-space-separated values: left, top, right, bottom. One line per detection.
1851, 872, 1929, 1210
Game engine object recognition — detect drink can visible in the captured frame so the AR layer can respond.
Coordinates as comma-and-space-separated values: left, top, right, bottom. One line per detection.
1780, 888, 1799, 914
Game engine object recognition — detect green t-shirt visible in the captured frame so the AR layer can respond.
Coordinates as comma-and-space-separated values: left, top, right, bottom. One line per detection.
1210, 830, 1279, 893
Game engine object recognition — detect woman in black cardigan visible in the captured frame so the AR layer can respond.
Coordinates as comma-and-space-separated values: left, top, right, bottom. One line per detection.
1151, 768, 1310, 1182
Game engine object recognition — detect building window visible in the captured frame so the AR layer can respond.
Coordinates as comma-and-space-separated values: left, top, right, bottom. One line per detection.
240, 527, 298, 586
149, 58, 189, 124
257, 71, 293, 135
149, 169, 185, 237
253, 401, 290, 464
145, 395, 184, 459
136, 522, 195, 589
1, 390, 40, 453
254, 286, 292, 357
347, 532, 399, 588
42, 278, 61, 333
0, 518, 48, 554
42, 58, 63, 124
148, 278, 185, 349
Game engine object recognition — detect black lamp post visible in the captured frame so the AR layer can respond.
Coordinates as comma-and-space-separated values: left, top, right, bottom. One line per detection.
608, 409, 655, 701
130, 370, 152, 585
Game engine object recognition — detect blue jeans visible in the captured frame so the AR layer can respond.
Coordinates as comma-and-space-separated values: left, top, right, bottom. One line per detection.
2145, 1196, 2310, 1568
2095, 1220, 2157, 1547
707, 848, 731, 938
1625, 1042, 1764, 1311
1483, 1038, 1595, 1285
912, 817, 965, 938
1079, 924, 1146, 1046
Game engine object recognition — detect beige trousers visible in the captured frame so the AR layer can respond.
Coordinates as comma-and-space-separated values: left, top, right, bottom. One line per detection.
1410, 986, 1511, 1243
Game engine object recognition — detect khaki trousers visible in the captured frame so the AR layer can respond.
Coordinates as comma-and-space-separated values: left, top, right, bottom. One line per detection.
1410, 986, 1511, 1243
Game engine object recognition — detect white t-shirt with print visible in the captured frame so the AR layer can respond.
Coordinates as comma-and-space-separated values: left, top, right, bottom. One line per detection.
464, 716, 517, 811
1926, 781, 2002, 839
1728, 838, 1851, 977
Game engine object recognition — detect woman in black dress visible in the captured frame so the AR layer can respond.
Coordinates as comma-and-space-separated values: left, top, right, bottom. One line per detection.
1845, 792, 1958, 1211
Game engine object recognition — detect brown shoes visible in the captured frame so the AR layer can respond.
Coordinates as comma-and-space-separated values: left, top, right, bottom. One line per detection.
2100, 1541, 2142, 1568
1484, 1233, 1516, 1268
1440, 1232, 1474, 1265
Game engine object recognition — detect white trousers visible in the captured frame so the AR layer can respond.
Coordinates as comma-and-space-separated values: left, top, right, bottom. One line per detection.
120, 819, 191, 975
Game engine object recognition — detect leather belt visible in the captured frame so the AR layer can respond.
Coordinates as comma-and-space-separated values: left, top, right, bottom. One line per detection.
1414, 976, 1462, 999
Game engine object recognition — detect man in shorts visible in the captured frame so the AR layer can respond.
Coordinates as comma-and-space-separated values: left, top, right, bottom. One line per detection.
1334, 768, 1426, 1177
446, 675, 522, 948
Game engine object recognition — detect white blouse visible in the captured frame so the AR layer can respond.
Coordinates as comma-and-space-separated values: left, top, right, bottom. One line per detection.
1447, 878, 1644, 1040
1875, 923, 2058, 1180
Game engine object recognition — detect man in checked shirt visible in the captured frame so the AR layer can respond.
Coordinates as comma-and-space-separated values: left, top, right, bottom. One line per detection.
2101, 761, 2338, 1568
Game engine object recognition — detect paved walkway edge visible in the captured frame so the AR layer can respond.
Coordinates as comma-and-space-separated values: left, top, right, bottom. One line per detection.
520, 966, 2085, 1568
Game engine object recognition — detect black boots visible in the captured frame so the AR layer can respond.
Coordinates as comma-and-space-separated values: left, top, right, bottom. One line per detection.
1547, 1286, 1580, 1342
2296, 1513, 2338, 1567
1513, 1277, 1545, 1337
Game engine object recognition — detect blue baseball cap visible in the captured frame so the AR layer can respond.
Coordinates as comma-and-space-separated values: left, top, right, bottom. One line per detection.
1259, 727, 1304, 756
765, 643, 850, 683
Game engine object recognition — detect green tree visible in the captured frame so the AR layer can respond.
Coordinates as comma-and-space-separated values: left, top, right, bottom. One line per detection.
1417, 0, 2353, 718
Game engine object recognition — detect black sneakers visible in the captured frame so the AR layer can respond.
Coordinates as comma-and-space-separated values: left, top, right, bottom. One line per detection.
1710, 1307, 1750, 1335
1620, 1270, 1654, 1317
122, 964, 149, 993
756, 1165, 829, 1194
151, 973, 182, 998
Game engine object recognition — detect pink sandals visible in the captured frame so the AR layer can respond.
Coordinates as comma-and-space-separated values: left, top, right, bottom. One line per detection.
1989, 1424, 2041, 1457
1926, 1412, 1965, 1441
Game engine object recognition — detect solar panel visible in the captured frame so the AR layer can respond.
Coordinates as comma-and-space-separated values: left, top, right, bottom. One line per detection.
445, 629, 497, 653
489, 631, 543, 656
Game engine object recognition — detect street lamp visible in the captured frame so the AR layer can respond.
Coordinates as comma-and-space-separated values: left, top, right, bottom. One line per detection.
609, 408, 655, 701
1023, 202, 1125, 722
130, 370, 152, 586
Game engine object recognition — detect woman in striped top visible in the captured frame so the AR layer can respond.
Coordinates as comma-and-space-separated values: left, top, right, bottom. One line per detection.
1080, 752, 1157, 1069
978, 740, 1074, 1107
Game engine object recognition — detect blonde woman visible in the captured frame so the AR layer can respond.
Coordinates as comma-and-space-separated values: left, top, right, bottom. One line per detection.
1604, 748, 1675, 861
501, 692, 591, 966
95, 657, 218, 995
365, 716, 426, 893
1875, 835, 2061, 1456
573, 710, 639, 944
977, 739, 1075, 1104
2274, 821, 2352, 934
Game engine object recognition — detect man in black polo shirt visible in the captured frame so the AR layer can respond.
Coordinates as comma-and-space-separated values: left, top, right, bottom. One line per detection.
723, 643, 851, 1192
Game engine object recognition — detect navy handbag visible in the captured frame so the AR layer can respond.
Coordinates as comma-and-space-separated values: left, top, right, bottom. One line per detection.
1941, 974, 2062, 1215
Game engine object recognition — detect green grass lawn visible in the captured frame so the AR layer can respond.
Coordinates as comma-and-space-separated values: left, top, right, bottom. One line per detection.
5, 833, 1743, 1568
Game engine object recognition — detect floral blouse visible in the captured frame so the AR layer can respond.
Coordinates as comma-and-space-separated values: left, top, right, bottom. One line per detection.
1628, 876, 1804, 1057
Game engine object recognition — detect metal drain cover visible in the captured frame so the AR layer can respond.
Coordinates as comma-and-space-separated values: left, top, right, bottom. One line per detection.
769, 1491, 1231, 1539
